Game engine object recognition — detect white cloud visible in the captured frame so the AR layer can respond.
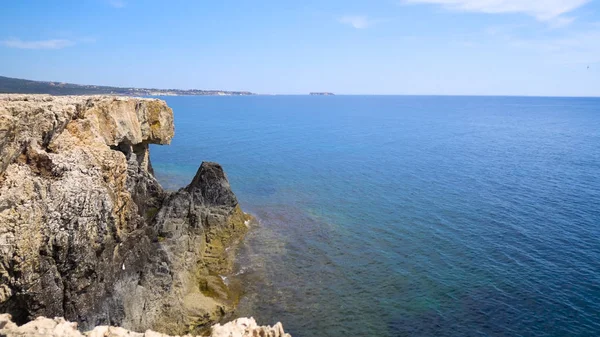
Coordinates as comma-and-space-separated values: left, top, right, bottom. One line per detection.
338, 16, 380, 29
403, 0, 590, 22
1, 38, 75, 50
109, 0, 126, 8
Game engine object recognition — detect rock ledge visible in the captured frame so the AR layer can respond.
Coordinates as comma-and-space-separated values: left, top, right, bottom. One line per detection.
0, 314, 291, 337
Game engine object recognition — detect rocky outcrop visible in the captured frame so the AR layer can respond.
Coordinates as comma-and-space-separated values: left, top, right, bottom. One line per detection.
0, 314, 291, 337
0, 95, 251, 334
210, 317, 290, 337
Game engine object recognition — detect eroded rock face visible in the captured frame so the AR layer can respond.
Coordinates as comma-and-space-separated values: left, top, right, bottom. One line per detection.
0, 95, 250, 334
0, 314, 291, 337
125, 162, 250, 334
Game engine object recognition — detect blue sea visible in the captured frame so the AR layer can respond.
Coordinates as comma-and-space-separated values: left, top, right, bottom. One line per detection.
150, 96, 600, 337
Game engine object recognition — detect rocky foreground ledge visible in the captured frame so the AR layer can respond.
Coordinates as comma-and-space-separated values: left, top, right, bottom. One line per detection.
0, 95, 274, 335
0, 314, 290, 337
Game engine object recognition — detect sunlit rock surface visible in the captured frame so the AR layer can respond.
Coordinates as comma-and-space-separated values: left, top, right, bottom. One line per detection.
0, 314, 291, 337
0, 95, 251, 334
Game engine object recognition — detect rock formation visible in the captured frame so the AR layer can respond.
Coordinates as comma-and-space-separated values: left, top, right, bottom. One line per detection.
0, 314, 291, 337
0, 95, 252, 335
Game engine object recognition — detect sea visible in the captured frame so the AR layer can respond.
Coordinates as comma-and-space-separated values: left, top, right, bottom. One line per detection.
149, 95, 600, 337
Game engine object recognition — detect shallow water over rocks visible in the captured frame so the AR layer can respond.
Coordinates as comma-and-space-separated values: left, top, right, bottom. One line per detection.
152, 95, 600, 337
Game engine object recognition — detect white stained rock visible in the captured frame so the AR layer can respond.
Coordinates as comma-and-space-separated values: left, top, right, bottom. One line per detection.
86, 326, 145, 337
0, 315, 84, 337
210, 317, 291, 337
0, 314, 291, 337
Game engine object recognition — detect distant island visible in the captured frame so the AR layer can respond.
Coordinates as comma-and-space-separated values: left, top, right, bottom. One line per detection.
0, 75, 254, 96
310, 92, 335, 96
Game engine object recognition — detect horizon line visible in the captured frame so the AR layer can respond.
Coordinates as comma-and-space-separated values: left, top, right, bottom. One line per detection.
2, 75, 598, 99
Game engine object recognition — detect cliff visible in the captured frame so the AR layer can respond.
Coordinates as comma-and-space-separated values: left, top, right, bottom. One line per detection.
0, 95, 253, 334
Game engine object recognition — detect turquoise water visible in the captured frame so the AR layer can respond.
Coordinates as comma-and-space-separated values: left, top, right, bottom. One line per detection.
150, 96, 600, 337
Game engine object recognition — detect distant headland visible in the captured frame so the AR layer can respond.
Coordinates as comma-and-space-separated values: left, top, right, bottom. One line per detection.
0, 75, 255, 96
310, 92, 335, 96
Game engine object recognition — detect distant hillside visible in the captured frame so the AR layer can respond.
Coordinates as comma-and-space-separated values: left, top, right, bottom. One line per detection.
0, 75, 254, 96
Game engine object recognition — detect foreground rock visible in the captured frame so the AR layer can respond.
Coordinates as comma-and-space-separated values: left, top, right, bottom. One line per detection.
0, 95, 251, 334
0, 314, 291, 337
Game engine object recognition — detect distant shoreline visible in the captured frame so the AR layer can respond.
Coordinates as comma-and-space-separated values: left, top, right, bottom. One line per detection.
0, 75, 255, 96
2, 75, 598, 98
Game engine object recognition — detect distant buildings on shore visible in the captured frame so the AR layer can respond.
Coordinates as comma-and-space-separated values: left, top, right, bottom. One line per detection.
309, 92, 335, 96
0, 75, 255, 96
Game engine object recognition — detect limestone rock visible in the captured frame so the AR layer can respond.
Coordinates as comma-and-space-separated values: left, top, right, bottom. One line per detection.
211, 318, 291, 337
0, 314, 291, 337
186, 162, 238, 207
0, 314, 82, 337
148, 162, 251, 335
0, 95, 250, 334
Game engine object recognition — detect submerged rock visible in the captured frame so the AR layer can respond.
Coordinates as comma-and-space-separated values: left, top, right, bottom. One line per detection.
0, 314, 291, 337
0, 95, 251, 334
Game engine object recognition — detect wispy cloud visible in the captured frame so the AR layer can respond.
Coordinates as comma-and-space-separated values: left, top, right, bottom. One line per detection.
402, 0, 590, 24
338, 15, 382, 29
1, 38, 75, 50
108, 0, 126, 8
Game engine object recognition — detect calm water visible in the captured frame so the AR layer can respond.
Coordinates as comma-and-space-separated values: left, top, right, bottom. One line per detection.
150, 96, 600, 337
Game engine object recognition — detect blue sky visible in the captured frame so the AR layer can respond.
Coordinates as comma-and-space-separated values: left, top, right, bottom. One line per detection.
0, 0, 599, 96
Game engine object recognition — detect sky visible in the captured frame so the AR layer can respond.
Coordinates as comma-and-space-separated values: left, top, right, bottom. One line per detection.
0, 0, 599, 96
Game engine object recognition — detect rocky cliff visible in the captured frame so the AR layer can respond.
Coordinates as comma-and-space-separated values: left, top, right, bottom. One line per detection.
0, 95, 252, 334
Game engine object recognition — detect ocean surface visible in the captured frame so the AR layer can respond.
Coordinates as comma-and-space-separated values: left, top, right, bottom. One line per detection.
150, 96, 600, 337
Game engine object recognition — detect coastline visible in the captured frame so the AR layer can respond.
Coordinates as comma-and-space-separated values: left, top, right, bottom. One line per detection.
0, 94, 282, 335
